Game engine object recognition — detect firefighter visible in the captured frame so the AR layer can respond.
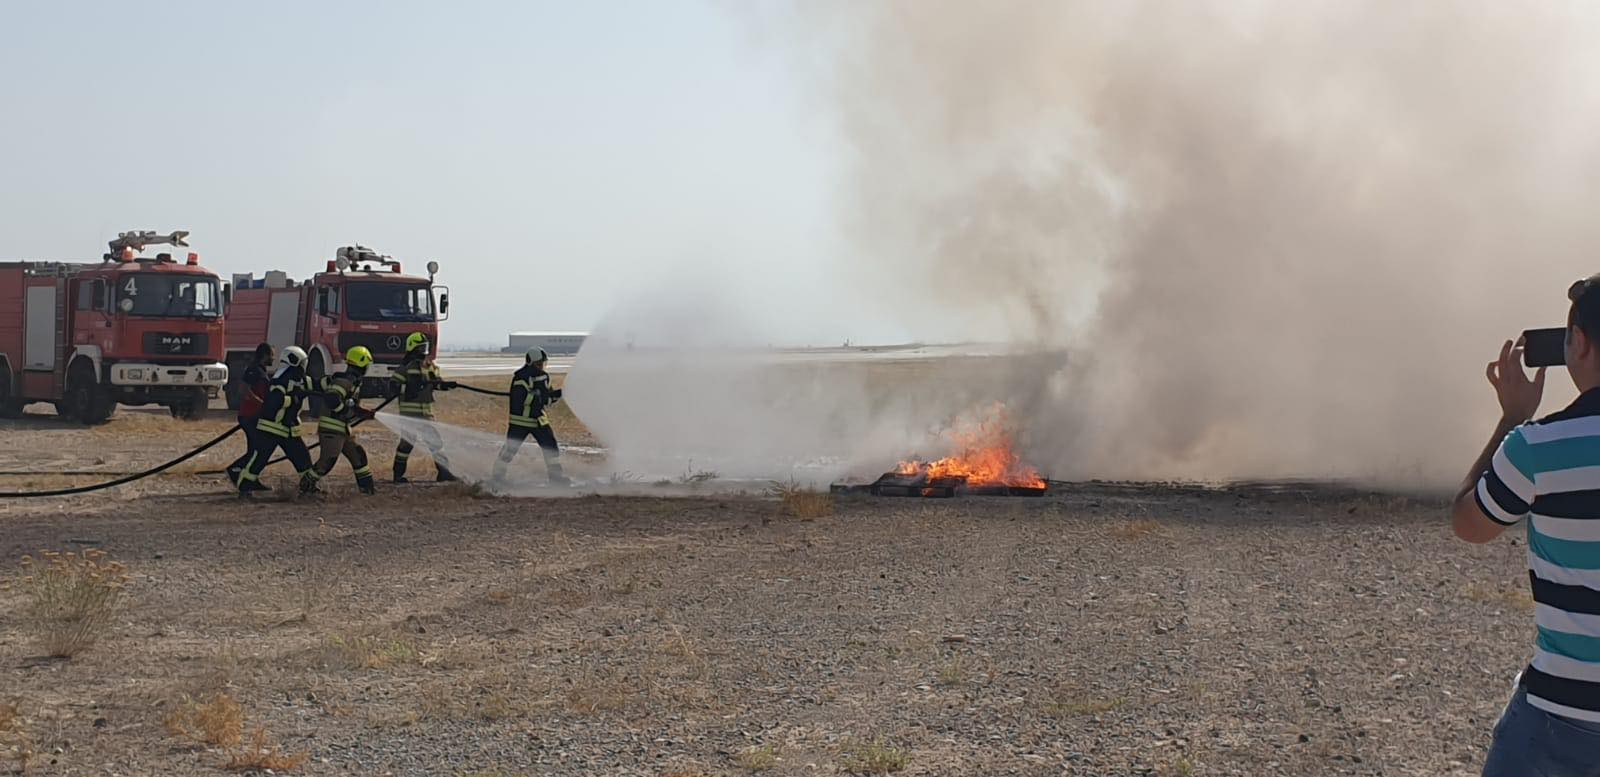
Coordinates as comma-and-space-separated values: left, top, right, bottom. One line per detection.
389, 332, 457, 483
236, 345, 320, 497
310, 346, 378, 494
490, 348, 569, 488
225, 343, 274, 486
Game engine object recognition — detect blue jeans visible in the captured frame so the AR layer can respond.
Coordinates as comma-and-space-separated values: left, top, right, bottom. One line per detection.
1484, 688, 1600, 776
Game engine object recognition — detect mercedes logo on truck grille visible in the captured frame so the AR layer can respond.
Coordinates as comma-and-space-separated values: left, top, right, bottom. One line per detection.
387, 336, 402, 351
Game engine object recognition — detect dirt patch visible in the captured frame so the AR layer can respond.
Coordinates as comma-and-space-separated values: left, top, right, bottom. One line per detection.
0, 477, 1528, 775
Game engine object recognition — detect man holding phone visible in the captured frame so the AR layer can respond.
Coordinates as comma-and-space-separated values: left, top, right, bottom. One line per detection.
1454, 275, 1600, 774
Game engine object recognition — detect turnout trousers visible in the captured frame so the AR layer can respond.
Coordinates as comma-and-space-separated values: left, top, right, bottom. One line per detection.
237, 430, 318, 494
491, 423, 566, 485
226, 416, 263, 484
313, 431, 374, 492
393, 414, 454, 481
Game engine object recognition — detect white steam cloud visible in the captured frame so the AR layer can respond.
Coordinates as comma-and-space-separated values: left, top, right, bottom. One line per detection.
574, 2, 1600, 486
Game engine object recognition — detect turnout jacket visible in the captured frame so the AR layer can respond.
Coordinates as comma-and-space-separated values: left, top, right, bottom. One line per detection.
317, 370, 367, 435
237, 362, 270, 420
255, 367, 311, 438
390, 355, 444, 417
508, 364, 561, 428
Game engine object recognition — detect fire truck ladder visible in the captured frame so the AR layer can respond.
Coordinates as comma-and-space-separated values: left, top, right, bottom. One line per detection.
105, 230, 190, 260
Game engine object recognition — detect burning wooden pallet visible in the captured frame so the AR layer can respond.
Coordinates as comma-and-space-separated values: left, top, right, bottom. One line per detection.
830, 471, 1050, 498
841, 404, 1050, 498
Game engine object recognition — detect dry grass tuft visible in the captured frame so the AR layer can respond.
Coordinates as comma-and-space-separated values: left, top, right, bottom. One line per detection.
841, 737, 910, 774
0, 700, 35, 772
566, 671, 632, 715
1463, 582, 1536, 611
165, 692, 245, 748
1108, 519, 1162, 541
223, 726, 307, 772
16, 549, 130, 657
678, 463, 719, 487
768, 479, 835, 519
1166, 757, 1197, 776
322, 632, 421, 670
735, 744, 780, 771
415, 669, 551, 724
936, 655, 970, 687
1041, 685, 1126, 717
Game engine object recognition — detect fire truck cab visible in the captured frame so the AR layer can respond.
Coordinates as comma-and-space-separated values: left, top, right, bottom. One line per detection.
223, 246, 448, 408
0, 231, 229, 423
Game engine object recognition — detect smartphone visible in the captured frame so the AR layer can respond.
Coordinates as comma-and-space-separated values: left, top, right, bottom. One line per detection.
1523, 327, 1567, 368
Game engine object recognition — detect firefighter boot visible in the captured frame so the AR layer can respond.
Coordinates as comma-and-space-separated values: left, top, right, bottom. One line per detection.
358, 479, 377, 496
545, 453, 569, 487
393, 461, 409, 484
435, 465, 459, 483
298, 472, 321, 495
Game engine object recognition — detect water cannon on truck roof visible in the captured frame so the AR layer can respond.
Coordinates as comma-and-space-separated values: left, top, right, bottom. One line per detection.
0, 230, 228, 423
222, 246, 449, 409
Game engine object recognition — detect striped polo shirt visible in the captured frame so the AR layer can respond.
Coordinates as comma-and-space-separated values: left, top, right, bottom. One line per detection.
1476, 390, 1600, 722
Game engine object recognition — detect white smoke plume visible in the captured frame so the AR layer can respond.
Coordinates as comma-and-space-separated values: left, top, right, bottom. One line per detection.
790, 1, 1600, 485
575, 2, 1600, 487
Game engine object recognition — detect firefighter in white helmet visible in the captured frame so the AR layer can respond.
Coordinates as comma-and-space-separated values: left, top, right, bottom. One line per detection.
236, 345, 320, 497
490, 347, 568, 488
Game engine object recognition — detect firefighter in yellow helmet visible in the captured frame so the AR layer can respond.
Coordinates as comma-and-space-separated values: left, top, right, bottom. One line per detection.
388, 332, 457, 483
310, 346, 378, 494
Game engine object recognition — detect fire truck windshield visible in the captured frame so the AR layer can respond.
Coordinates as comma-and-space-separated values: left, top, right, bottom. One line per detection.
345, 282, 435, 322
117, 273, 222, 318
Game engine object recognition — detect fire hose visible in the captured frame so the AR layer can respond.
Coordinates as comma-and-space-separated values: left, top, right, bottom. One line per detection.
196, 381, 508, 474
446, 383, 510, 398
195, 395, 397, 474
0, 425, 241, 498
0, 383, 511, 497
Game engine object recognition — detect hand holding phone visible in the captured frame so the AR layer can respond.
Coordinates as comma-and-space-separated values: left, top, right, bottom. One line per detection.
1522, 328, 1567, 368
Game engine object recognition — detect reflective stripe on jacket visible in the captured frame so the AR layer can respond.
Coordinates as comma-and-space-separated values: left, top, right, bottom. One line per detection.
317, 370, 363, 435
257, 370, 309, 438
508, 365, 559, 428
390, 358, 440, 417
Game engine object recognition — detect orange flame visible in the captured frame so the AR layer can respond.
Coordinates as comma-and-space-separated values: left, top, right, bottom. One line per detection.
896, 404, 1045, 488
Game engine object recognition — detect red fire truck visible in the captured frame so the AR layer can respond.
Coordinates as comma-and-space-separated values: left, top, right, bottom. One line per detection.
0, 231, 229, 423
222, 245, 448, 409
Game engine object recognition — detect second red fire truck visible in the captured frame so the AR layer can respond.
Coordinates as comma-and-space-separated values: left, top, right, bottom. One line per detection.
222, 245, 448, 409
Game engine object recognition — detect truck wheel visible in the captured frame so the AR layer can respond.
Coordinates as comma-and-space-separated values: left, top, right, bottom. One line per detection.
305, 351, 327, 420
168, 387, 209, 421
67, 362, 114, 425
0, 367, 22, 419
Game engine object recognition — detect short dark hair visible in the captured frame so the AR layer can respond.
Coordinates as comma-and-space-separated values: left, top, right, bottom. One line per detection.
254, 343, 274, 361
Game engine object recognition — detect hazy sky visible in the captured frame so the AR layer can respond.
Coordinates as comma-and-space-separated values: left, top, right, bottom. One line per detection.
0, 1, 909, 348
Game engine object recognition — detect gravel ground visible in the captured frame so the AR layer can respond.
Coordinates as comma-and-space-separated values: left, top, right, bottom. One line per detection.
0, 475, 1535, 776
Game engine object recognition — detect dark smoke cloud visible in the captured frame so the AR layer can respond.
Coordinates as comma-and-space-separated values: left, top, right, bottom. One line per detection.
786, 0, 1600, 484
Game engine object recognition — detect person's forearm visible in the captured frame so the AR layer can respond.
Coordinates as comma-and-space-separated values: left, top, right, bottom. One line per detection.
1457, 416, 1520, 501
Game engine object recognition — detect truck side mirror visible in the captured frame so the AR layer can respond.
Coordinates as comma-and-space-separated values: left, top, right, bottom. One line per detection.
316, 288, 329, 317
440, 292, 450, 315
222, 283, 232, 311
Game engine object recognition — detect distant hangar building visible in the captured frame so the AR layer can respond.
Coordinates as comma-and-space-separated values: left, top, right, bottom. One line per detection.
506, 331, 587, 356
